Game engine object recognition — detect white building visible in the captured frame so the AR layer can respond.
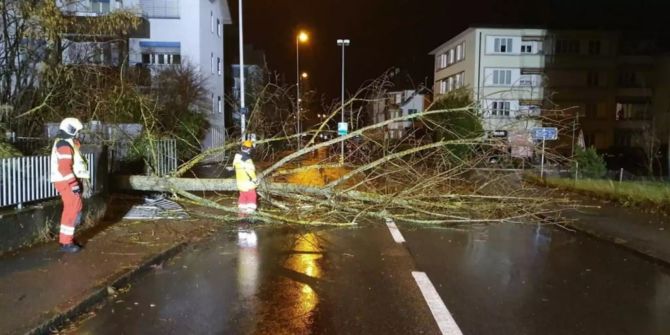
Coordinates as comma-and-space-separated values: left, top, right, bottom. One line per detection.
59, 0, 232, 153
369, 90, 427, 140
429, 27, 547, 140
129, 0, 232, 152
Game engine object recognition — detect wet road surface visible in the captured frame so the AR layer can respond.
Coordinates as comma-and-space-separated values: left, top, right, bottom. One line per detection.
67, 222, 670, 335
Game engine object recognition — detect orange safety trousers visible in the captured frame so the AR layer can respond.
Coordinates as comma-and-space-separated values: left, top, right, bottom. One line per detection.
55, 181, 82, 245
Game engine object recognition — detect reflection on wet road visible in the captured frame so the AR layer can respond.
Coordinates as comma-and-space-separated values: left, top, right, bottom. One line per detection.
68, 222, 670, 335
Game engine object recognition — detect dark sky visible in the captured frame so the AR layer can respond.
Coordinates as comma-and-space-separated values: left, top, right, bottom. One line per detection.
227, 0, 668, 100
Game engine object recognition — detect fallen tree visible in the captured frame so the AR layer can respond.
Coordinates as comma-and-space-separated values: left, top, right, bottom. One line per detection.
118, 76, 578, 226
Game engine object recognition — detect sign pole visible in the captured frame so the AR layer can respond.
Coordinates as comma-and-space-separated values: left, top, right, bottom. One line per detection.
540, 136, 546, 179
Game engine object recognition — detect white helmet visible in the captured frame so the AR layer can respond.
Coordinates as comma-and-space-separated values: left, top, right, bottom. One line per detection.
59, 117, 83, 136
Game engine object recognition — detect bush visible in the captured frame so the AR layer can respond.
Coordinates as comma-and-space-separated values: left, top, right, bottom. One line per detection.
572, 147, 607, 178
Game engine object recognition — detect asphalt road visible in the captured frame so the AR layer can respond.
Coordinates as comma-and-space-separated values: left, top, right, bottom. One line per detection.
66, 221, 670, 335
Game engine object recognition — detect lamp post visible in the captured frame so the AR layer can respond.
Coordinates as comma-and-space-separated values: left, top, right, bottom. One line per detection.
296, 31, 308, 150
238, 0, 247, 139
337, 39, 350, 165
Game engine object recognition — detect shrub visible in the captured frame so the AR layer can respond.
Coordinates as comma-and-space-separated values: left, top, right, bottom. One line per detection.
572, 147, 607, 178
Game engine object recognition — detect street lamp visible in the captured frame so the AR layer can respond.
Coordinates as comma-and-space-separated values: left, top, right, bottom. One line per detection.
296, 31, 309, 150
238, 0, 246, 139
337, 39, 350, 165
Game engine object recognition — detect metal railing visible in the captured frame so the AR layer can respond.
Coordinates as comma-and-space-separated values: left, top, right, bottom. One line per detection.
147, 139, 177, 176
108, 138, 177, 176
0, 153, 96, 209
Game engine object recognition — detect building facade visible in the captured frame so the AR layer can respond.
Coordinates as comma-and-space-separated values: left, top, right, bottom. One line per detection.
59, 0, 232, 154
544, 30, 670, 172
129, 0, 232, 153
430, 27, 546, 141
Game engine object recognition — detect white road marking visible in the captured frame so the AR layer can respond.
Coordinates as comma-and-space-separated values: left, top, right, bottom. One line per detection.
412, 271, 463, 335
385, 218, 405, 243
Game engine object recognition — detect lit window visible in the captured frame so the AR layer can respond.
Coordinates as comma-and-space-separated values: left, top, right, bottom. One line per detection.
448, 49, 455, 64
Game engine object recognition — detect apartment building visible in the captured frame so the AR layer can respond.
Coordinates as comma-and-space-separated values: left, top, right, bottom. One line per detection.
429, 27, 547, 142
60, 0, 232, 154
544, 30, 670, 164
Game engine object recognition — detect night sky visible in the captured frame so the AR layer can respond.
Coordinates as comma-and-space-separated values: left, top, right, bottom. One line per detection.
227, 0, 667, 100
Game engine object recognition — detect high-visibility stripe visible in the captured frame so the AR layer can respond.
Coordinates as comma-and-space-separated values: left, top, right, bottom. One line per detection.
60, 225, 75, 235
52, 173, 76, 182
56, 154, 73, 159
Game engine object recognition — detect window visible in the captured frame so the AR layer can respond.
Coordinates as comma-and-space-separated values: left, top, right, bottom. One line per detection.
211, 53, 214, 73
217, 19, 222, 37
218, 96, 222, 113
448, 77, 454, 91
492, 69, 512, 85
616, 102, 649, 121
494, 38, 513, 53
211, 11, 214, 33
454, 73, 463, 89
588, 40, 601, 55
140, 0, 180, 18
587, 71, 599, 87
556, 39, 580, 54
141, 52, 181, 65
491, 101, 511, 116
217, 57, 221, 75
618, 71, 640, 87
439, 80, 447, 94
448, 49, 455, 64
438, 53, 447, 68
521, 44, 533, 53
456, 44, 463, 61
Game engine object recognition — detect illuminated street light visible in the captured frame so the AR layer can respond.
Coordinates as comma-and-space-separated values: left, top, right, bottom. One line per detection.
296, 30, 309, 150
302, 72, 309, 79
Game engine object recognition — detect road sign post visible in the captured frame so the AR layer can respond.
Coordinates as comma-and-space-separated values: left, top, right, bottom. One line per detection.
338, 122, 348, 164
531, 127, 558, 179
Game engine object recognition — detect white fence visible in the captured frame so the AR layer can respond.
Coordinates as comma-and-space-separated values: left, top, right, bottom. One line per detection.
0, 153, 96, 209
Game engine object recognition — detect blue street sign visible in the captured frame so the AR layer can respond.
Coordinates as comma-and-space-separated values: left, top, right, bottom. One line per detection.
338, 122, 348, 136
531, 127, 558, 141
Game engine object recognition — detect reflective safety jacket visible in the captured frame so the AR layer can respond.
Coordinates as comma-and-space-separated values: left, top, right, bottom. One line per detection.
50, 138, 90, 183
233, 152, 257, 192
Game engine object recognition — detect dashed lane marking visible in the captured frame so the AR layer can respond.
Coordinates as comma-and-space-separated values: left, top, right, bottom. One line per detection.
412, 271, 464, 335
385, 218, 406, 243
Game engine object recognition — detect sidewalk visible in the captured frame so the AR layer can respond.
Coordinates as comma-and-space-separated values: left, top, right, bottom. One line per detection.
0, 195, 223, 335
563, 195, 670, 266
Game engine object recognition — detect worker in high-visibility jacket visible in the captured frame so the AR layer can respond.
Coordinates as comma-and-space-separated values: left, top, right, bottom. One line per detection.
50, 117, 90, 253
233, 140, 258, 215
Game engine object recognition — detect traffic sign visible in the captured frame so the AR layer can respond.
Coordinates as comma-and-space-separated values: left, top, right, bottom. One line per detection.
338, 122, 348, 136
490, 130, 508, 138
531, 127, 558, 141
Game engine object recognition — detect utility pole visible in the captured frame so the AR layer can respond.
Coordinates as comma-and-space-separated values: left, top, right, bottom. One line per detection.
238, 0, 246, 139
337, 39, 350, 165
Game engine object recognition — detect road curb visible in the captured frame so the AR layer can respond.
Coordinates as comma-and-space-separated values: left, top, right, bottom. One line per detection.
25, 242, 188, 335
566, 222, 670, 268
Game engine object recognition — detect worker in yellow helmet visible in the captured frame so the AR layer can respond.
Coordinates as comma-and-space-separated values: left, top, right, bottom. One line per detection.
233, 140, 259, 215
